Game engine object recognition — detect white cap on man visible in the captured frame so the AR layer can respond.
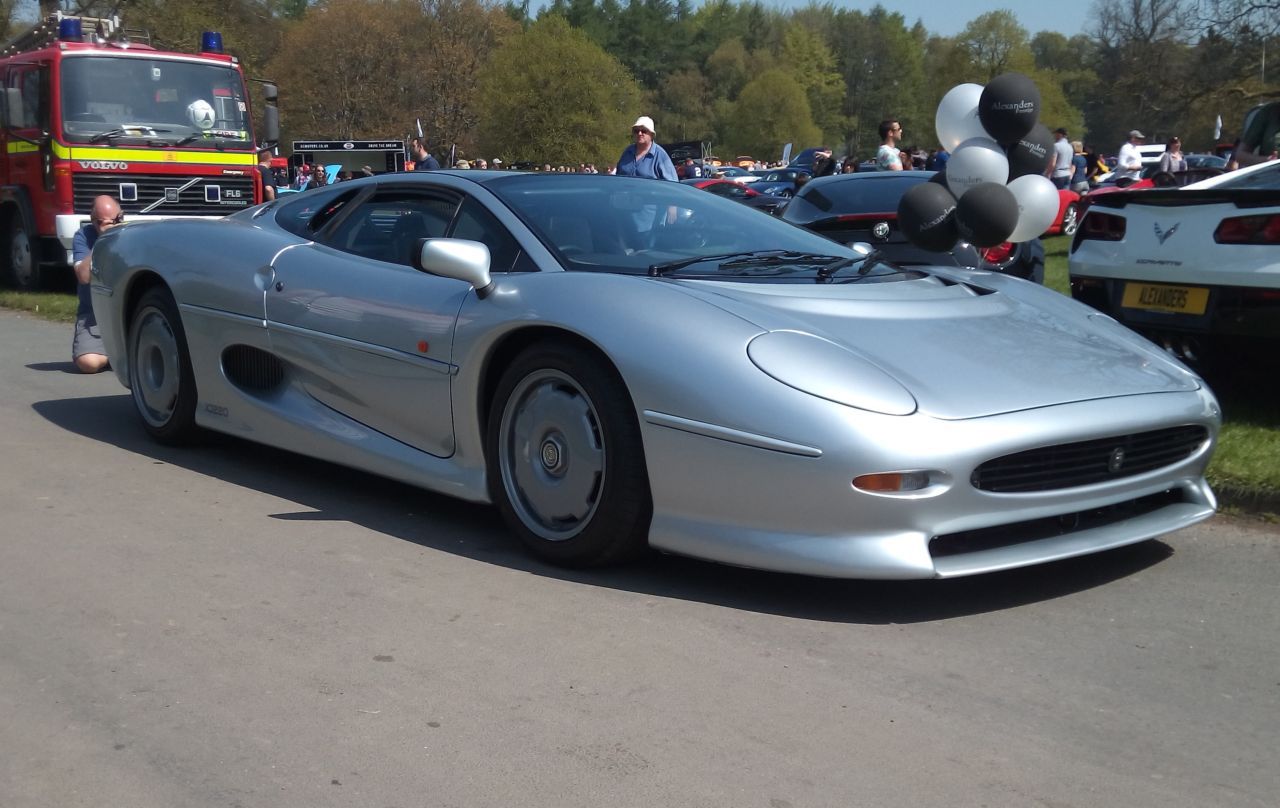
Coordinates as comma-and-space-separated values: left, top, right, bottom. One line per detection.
633, 116, 656, 135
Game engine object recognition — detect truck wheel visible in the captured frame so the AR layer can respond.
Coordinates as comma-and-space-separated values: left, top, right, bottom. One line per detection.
2, 215, 40, 291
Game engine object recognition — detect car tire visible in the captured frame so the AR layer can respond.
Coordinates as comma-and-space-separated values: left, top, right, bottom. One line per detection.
2, 214, 41, 290
128, 286, 200, 444
487, 341, 651, 567
1060, 202, 1079, 236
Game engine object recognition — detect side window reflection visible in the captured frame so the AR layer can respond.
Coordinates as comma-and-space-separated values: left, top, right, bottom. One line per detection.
449, 197, 523, 272
326, 191, 458, 266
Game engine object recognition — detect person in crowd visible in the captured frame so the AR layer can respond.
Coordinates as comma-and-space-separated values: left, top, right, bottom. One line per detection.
909, 146, 926, 170
1052, 127, 1074, 189
1157, 136, 1187, 174
680, 157, 702, 179
933, 148, 951, 173
360, 165, 375, 178
409, 136, 440, 171
71, 195, 122, 373
257, 151, 276, 202
811, 147, 837, 177
293, 164, 311, 190
876, 120, 904, 170
307, 164, 329, 189
474, 158, 488, 170
1069, 140, 1090, 193
1084, 143, 1105, 183
840, 156, 858, 174
455, 159, 471, 169
616, 115, 677, 180
1235, 101, 1280, 166
336, 169, 351, 182
1116, 130, 1145, 186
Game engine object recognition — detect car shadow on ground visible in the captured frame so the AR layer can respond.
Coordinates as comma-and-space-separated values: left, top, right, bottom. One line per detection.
35, 393, 1175, 625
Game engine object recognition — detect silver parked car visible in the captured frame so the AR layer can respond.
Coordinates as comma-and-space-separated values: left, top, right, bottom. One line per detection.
90, 172, 1220, 579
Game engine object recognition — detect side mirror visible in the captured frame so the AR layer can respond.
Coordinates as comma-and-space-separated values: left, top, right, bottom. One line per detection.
417, 238, 493, 298
262, 82, 278, 103
261, 105, 279, 146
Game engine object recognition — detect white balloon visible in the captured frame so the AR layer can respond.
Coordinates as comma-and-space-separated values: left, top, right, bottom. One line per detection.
935, 84, 988, 151
945, 137, 1008, 198
1006, 174, 1061, 242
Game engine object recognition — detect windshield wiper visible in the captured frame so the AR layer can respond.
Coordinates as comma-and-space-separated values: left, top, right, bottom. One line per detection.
172, 134, 203, 147
648, 250, 843, 277
90, 125, 173, 143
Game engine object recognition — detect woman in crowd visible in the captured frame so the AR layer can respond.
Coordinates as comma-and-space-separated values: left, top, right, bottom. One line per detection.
1157, 136, 1186, 174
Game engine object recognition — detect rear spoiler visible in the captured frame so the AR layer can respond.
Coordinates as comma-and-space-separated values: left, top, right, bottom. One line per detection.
1089, 188, 1277, 210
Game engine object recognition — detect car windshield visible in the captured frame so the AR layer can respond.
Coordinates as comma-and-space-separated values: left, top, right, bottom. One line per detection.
60, 55, 252, 146
488, 174, 869, 279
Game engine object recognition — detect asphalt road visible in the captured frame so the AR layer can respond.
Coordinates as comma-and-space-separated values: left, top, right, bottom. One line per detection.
1, 308, 1277, 808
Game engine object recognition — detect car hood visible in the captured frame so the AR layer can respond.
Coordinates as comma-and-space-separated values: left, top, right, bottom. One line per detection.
668, 273, 1198, 419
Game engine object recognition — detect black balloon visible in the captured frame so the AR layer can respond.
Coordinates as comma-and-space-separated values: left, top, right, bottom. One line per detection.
978, 72, 1041, 145
1006, 123, 1054, 180
954, 182, 1019, 248
897, 182, 959, 252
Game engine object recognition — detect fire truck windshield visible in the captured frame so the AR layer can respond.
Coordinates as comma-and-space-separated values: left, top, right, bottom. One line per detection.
60, 55, 252, 147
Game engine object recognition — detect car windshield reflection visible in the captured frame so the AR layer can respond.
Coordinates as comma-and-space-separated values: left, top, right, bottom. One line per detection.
487, 174, 873, 279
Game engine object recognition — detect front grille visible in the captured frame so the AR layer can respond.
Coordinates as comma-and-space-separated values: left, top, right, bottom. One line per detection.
931, 489, 1186, 558
972, 425, 1209, 493
73, 172, 254, 216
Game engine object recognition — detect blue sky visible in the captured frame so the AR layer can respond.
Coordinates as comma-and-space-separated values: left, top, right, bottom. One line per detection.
534, 1, 1088, 39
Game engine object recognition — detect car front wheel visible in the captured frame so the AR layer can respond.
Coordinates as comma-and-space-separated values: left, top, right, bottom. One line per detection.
487, 342, 651, 567
128, 287, 199, 444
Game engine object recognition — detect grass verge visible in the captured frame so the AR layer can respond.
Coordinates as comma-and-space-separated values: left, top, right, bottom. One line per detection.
0, 290, 79, 323
3, 251, 1277, 516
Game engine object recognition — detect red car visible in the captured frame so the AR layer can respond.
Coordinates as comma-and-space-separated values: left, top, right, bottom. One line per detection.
1045, 189, 1081, 237
680, 178, 787, 215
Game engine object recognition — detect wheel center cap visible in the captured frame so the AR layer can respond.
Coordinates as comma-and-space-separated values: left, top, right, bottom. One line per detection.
540, 438, 563, 472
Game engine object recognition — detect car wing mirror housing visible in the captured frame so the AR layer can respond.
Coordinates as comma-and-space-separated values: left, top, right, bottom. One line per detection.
417, 238, 494, 298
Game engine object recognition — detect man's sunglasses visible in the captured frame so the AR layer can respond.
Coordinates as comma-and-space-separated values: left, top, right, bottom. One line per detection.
94, 214, 124, 226
632, 128, 650, 135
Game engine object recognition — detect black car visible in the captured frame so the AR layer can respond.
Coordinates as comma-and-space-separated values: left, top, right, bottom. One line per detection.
781, 171, 1044, 283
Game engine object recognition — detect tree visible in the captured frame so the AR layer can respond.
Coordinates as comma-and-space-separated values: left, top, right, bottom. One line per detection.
657, 68, 714, 141
956, 10, 1034, 79
832, 6, 928, 158
721, 68, 820, 158
475, 15, 643, 165
779, 22, 845, 143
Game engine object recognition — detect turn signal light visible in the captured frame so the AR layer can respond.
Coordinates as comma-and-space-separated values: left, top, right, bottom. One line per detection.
853, 471, 930, 493
1214, 214, 1280, 245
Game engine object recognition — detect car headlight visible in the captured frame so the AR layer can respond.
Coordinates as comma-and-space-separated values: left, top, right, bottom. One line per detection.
747, 330, 917, 415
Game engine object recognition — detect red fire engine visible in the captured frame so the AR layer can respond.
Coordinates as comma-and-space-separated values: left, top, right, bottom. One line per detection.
0, 12, 279, 289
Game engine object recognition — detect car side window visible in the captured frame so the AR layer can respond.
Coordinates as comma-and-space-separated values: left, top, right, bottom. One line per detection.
448, 196, 530, 273
275, 187, 361, 238
324, 189, 460, 266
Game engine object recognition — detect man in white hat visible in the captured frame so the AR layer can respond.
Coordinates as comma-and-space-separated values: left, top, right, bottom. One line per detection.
1116, 129, 1146, 186
615, 115, 677, 181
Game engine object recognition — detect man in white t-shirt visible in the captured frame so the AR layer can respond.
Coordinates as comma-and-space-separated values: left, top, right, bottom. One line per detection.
876, 119, 903, 171
1117, 129, 1145, 186
1051, 127, 1073, 189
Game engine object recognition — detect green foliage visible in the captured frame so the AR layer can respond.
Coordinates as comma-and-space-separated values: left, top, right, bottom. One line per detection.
779, 23, 845, 144
721, 68, 820, 158
475, 15, 643, 166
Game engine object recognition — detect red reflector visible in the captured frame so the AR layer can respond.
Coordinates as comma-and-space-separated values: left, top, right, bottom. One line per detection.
980, 242, 1015, 264
1215, 214, 1280, 245
417, 340, 429, 353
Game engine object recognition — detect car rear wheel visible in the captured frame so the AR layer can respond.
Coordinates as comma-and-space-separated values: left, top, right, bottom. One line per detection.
128, 287, 200, 444
1060, 202, 1079, 236
487, 342, 651, 567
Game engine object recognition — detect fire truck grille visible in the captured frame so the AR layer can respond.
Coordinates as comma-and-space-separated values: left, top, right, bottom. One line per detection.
73, 173, 255, 216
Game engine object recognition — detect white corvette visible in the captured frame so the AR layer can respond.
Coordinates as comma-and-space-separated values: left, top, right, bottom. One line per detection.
1069, 159, 1280, 361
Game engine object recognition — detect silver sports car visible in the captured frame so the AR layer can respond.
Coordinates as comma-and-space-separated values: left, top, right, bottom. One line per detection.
90, 172, 1220, 579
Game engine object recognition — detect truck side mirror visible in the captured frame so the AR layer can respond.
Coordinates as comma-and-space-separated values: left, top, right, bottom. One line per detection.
262, 105, 279, 146
262, 82, 278, 103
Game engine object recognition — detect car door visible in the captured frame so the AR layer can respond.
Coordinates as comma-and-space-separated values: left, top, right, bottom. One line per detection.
265, 185, 469, 458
